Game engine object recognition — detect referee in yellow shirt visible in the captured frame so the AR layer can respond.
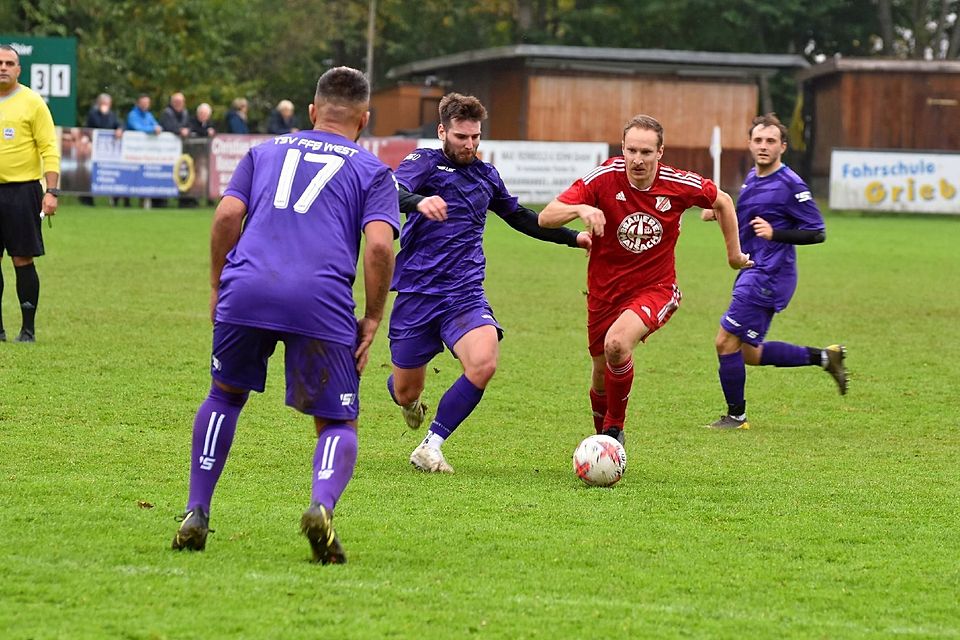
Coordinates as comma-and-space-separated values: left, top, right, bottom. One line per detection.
0, 44, 60, 343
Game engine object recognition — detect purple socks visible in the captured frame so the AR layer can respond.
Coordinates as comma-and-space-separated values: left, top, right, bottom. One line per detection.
428, 374, 484, 439
186, 384, 248, 513
311, 424, 358, 512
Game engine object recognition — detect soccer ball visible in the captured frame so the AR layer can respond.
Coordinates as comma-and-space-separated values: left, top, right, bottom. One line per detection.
572, 434, 627, 487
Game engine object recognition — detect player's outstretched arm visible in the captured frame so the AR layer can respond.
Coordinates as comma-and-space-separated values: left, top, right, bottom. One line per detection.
356, 220, 396, 374
209, 195, 247, 322
538, 199, 606, 237
499, 205, 582, 248
711, 190, 753, 270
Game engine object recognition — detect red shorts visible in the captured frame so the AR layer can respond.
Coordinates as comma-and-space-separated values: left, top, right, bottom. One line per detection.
587, 284, 682, 356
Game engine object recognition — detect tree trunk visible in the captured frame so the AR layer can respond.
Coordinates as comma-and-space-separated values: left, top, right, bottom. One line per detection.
877, 0, 895, 55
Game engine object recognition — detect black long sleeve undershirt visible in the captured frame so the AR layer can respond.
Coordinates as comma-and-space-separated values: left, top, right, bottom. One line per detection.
499, 206, 580, 248
770, 228, 826, 245
397, 186, 424, 214
397, 186, 579, 248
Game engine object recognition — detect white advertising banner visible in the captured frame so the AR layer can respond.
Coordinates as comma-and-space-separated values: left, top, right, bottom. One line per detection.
417, 139, 608, 202
829, 149, 960, 215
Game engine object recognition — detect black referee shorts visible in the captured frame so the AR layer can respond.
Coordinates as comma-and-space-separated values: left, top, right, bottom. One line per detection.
0, 181, 45, 258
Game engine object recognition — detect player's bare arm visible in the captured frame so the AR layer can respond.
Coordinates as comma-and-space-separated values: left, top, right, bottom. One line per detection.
416, 195, 448, 221
209, 195, 247, 322
711, 190, 753, 270
357, 220, 396, 374
750, 216, 773, 239
538, 198, 606, 237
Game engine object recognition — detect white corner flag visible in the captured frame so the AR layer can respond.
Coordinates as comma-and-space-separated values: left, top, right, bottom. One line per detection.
709, 125, 721, 188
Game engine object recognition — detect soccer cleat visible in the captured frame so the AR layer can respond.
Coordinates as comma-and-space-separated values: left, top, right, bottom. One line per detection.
601, 426, 626, 447
409, 444, 455, 473
706, 415, 750, 430
300, 503, 346, 565
0, 330, 6, 342
400, 399, 428, 429
13, 329, 35, 343
824, 344, 848, 395
171, 506, 212, 551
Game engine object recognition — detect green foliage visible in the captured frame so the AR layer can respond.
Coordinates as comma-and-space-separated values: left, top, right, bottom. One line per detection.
1, 204, 959, 638
5, 1, 958, 132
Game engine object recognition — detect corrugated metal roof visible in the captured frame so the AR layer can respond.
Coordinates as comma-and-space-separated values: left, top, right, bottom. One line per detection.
797, 56, 960, 82
387, 45, 809, 79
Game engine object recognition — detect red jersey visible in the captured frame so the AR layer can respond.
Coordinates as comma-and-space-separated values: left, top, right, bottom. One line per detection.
558, 158, 717, 303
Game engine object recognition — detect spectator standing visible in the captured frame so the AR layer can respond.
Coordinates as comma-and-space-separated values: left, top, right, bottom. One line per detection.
189, 103, 216, 138
267, 99, 300, 134
81, 93, 122, 206
126, 94, 162, 134
160, 92, 191, 138
85, 93, 123, 134
225, 98, 249, 134
0, 44, 61, 343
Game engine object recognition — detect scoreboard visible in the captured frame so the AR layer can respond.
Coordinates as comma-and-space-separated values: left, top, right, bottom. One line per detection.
0, 34, 78, 126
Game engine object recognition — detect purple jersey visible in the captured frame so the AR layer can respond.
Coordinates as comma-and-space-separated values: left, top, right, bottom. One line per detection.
216, 131, 400, 345
732, 164, 824, 311
391, 147, 519, 294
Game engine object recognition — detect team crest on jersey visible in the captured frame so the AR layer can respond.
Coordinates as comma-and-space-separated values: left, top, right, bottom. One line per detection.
3, 128, 13, 140
654, 196, 671, 212
617, 212, 663, 254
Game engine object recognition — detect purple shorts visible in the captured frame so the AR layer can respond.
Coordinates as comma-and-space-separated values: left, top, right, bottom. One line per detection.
719, 296, 775, 347
211, 322, 359, 419
388, 291, 503, 368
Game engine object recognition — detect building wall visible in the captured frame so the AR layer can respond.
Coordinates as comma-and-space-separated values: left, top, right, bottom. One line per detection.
524, 73, 758, 148
369, 84, 446, 137
521, 72, 757, 188
808, 70, 960, 183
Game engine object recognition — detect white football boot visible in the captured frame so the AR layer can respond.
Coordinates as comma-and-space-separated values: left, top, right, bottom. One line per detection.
409, 444, 454, 473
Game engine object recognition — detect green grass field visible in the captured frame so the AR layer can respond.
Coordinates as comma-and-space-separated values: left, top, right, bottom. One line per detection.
1, 203, 958, 639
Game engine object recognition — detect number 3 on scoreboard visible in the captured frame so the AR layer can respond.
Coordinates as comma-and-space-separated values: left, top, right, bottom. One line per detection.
273, 149, 346, 214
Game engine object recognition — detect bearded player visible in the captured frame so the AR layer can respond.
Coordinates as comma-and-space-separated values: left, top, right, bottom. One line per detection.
387, 92, 591, 473
539, 114, 752, 444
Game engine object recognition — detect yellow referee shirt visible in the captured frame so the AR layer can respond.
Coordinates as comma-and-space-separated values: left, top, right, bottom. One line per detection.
0, 83, 60, 183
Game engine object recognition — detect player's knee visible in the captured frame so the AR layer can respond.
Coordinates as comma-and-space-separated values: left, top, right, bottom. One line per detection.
715, 329, 739, 354
603, 338, 630, 365
393, 378, 424, 405
466, 358, 497, 387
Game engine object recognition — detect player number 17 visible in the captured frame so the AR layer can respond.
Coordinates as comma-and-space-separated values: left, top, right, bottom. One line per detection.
273, 149, 345, 214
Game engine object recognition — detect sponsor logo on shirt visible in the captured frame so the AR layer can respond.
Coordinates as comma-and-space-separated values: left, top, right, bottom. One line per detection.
655, 196, 672, 212
436, 165, 455, 172
3, 128, 13, 140
617, 212, 663, 254
403, 152, 421, 161
794, 190, 813, 203
615, 191, 626, 201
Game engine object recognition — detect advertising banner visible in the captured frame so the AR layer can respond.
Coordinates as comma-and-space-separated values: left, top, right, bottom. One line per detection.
91, 130, 182, 197
416, 139, 608, 202
829, 149, 960, 215
208, 134, 273, 199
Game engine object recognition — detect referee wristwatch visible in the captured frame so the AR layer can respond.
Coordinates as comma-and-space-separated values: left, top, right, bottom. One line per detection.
45, 188, 61, 197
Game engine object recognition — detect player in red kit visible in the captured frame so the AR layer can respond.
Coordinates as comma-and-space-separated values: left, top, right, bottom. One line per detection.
539, 114, 753, 445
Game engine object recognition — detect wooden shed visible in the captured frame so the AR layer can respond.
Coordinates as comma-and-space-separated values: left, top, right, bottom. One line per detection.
376, 45, 807, 189
797, 58, 960, 192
